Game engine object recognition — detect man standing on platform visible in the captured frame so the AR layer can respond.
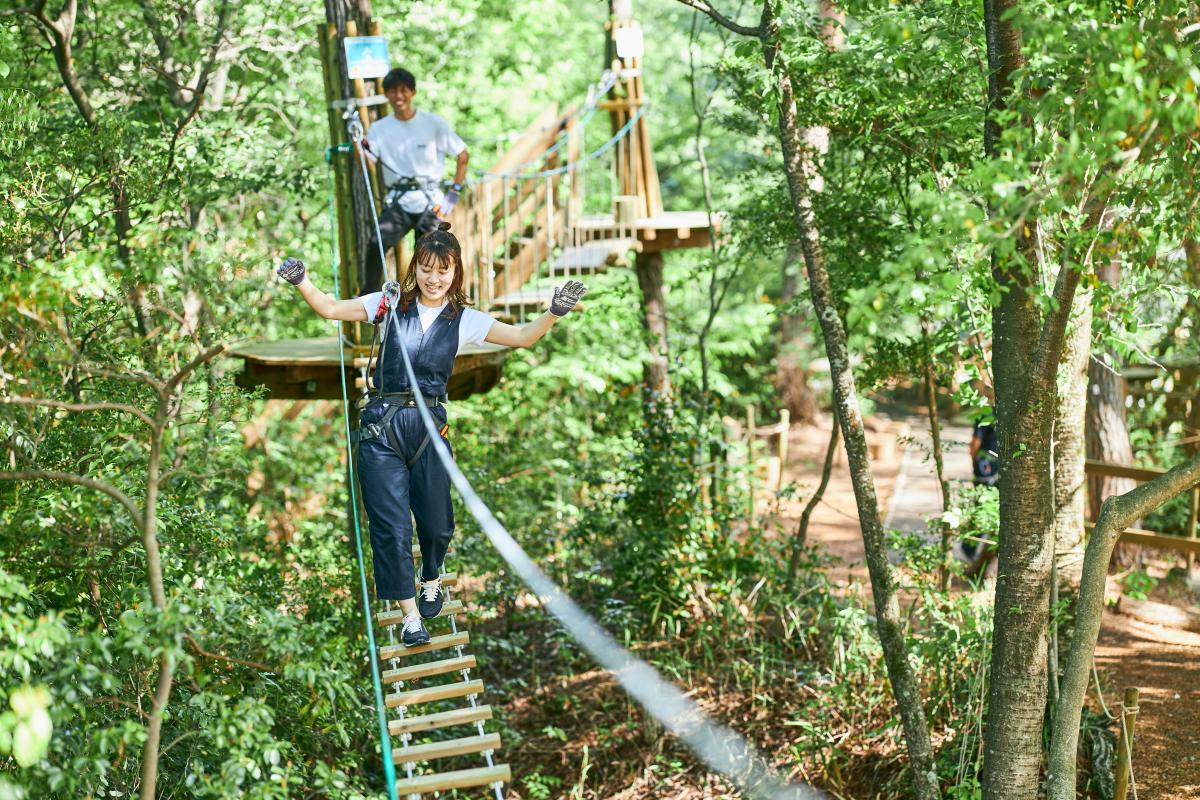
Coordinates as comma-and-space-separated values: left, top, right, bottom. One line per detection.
359, 67, 469, 292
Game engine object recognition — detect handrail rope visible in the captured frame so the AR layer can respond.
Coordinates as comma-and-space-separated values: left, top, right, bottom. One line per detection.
469, 104, 647, 184
324, 159, 400, 800
348, 124, 822, 800
460, 69, 617, 147
352, 104, 647, 193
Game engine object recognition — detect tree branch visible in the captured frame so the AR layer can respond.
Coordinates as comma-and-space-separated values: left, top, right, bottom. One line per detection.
1, 396, 154, 428
183, 634, 273, 672
29, 0, 96, 126
166, 343, 226, 391
674, 0, 762, 37
0, 470, 142, 531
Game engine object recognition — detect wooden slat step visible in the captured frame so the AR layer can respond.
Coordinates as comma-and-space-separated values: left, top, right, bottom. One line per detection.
383, 654, 476, 686
392, 732, 501, 765
376, 600, 463, 628
394, 764, 510, 795
490, 286, 557, 310
387, 678, 484, 709
389, 704, 492, 736
380, 631, 470, 661
552, 238, 639, 273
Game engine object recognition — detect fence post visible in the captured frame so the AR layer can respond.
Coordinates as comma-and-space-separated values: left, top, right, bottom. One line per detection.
1187, 487, 1198, 576
1113, 686, 1140, 799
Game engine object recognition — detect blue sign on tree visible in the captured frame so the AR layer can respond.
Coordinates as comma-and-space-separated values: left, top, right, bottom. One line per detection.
344, 36, 390, 80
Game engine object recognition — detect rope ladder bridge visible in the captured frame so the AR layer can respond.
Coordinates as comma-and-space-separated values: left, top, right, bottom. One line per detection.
229, 5, 822, 799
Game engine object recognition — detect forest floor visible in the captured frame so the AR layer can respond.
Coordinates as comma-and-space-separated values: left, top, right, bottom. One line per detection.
488, 411, 1199, 798
776, 412, 1200, 800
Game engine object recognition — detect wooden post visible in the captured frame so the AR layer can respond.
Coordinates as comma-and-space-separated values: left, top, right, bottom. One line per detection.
746, 404, 757, 519
777, 409, 791, 472
634, 249, 670, 397
1187, 487, 1198, 575
1113, 687, 1139, 799
318, 23, 361, 347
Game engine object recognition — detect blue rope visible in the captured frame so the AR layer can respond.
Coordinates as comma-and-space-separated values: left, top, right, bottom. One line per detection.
325, 161, 400, 800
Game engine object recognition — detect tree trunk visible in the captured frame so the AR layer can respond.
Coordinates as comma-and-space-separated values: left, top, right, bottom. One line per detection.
787, 415, 838, 590
139, 424, 172, 800
1053, 293, 1090, 589
760, 7, 939, 796
1086, 259, 1135, 520
1046, 453, 1200, 799
925, 355, 953, 591
635, 250, 672, 398
981, 2, 1058, 797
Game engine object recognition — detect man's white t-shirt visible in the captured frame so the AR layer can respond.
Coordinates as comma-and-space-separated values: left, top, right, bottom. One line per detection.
359, 293, 494, 353
366, 110, 466, 213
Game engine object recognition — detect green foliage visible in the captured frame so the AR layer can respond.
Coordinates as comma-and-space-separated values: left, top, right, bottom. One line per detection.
1119, 570, 1158, 602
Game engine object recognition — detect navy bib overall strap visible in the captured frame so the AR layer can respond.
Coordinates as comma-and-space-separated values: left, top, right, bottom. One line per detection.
375, 301, 462, 397
355, 301, 462, 601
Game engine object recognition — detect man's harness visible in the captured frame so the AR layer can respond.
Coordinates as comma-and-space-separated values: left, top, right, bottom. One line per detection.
350, 282, 449, 468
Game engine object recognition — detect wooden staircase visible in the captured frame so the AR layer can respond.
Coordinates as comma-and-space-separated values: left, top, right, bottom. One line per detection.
378, 565, 508, 799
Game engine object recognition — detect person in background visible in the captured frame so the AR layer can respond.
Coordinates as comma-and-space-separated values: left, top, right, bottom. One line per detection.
357, 67, 469, 293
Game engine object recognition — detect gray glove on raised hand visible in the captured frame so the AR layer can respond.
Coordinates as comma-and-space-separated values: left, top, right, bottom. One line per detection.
277, 257, 306, 286
549, 280, 588, 317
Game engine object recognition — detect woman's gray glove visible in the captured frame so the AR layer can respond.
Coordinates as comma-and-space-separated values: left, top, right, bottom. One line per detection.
277, 257, 306, 286
549, 280, 588, 317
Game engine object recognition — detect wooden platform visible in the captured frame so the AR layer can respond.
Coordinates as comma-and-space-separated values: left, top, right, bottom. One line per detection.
230, 336, 508, 401
575, 210, 722, 252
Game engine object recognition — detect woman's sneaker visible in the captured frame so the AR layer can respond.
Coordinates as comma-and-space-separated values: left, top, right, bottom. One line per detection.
402, 612, 430, 647
417, 576, 444, 619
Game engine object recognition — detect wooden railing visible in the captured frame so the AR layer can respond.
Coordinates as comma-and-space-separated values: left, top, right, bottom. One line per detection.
1084, 459, 1200, 564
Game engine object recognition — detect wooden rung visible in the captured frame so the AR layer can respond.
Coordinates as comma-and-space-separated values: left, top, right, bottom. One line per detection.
394, 764, 510, 795
386, 678, 484, 708
408, 572, 458, 592
392, 732, 501, 765
380, 631, 469, 661
383, 654, 476, 686
376, 600, 463, 628
389, 704, 492, 736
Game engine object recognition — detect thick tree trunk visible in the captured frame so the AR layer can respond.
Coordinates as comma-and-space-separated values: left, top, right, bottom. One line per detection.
761, 10, 938, 797
1046, 453, 1200, 799
635, 250, 672, 397
1086, 259, 1135, 520
981, 2, 1059, 797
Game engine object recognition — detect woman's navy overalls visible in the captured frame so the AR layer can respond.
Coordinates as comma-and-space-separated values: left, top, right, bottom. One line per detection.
356, 299, 460, 600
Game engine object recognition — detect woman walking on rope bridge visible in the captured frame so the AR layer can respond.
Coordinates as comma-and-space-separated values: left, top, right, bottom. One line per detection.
276, 224, 586, 645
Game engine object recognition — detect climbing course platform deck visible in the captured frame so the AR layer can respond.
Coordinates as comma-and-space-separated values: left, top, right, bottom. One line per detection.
378, 567, 508, 799
574, 210, 722, 252
231, 337, 508, 401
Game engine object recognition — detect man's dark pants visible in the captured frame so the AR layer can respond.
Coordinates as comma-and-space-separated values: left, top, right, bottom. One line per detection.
363, 202, 440, 293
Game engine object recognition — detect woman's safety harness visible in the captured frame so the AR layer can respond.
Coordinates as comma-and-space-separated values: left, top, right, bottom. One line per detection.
351, 280, 449, 468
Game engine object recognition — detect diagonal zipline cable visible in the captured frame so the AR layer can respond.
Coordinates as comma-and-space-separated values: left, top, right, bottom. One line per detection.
345, 120, 823, 800
325, 154, 400, 800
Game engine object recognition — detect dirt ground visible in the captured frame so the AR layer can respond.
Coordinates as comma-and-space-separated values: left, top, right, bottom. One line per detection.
777, 415, 1200, 800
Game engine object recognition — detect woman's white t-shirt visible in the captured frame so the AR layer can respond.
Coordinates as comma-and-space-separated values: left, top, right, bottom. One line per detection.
359, 293, 494, 353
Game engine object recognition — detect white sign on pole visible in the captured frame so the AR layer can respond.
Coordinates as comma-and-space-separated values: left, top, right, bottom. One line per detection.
615, 27, 644, 59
